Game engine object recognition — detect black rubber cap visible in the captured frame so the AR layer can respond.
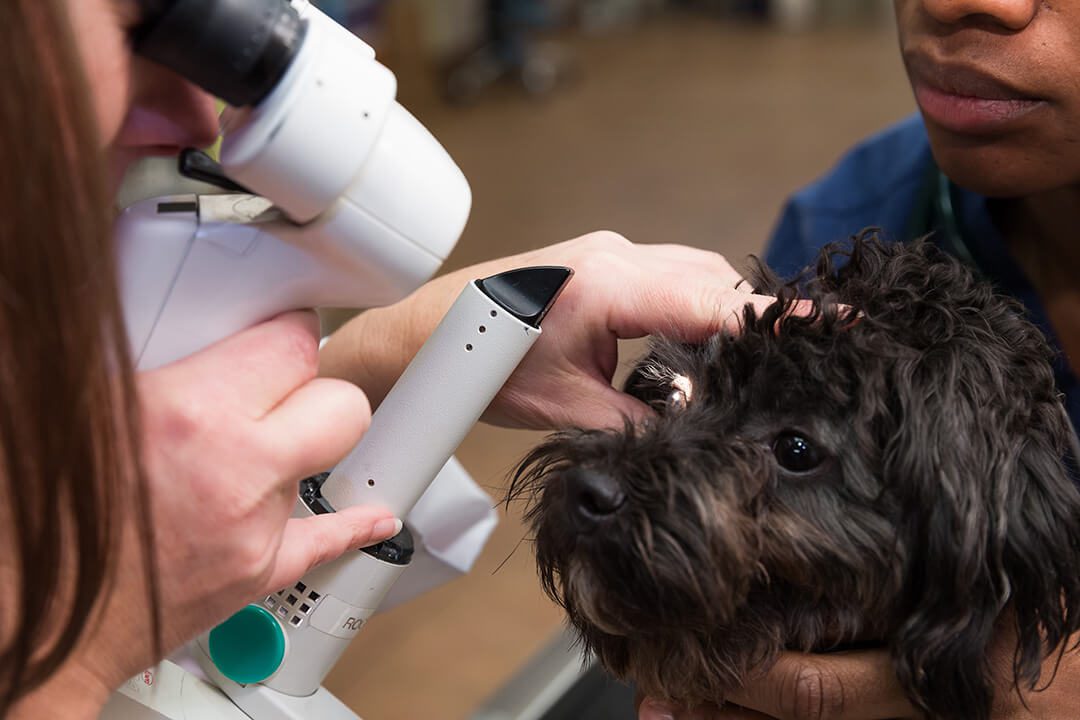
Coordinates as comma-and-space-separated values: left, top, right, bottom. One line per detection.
134, 0, 304, 108
476, 266, 573, 329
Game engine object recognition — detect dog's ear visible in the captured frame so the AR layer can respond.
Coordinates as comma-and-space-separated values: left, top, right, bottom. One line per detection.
879, 312, 1080, 720
996, 406, 1080, 688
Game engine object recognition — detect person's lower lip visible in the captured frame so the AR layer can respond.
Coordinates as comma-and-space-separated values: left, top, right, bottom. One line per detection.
914, 83, 1046, 134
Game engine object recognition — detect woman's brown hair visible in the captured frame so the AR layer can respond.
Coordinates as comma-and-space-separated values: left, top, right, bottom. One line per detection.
0, 0, 158, 709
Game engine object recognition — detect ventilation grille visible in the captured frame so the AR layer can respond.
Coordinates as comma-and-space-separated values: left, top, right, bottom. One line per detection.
264, 581, 322, 629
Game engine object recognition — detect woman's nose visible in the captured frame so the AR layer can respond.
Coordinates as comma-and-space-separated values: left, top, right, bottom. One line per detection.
920, 0, 1039, 30
121, 58, 221, 151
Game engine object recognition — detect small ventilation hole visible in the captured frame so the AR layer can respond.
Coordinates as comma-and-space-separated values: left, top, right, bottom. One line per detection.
290, 616, 302, 627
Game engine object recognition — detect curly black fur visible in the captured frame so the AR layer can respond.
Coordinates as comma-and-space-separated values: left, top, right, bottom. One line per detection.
508, 232, 1080, 720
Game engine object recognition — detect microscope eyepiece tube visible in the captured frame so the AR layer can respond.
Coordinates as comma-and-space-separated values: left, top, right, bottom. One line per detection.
133, 0, 305, 107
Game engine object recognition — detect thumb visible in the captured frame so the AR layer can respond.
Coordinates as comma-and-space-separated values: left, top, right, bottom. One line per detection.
263, 506, 402, 594
495, 372, 650, 430
560, 379, 651, 430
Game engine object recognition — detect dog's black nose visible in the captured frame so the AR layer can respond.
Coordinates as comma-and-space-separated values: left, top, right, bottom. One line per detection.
567, 468, 626, 526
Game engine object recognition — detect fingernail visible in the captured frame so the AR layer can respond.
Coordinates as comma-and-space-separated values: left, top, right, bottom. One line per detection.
372, 517, 403, 539
639, 699, 675, 720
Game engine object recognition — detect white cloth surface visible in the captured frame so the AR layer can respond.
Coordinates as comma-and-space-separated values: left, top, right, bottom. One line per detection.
381, 455, 498, 608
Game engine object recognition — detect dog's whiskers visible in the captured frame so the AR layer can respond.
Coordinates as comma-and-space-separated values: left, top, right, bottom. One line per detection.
492, 533, 531, 575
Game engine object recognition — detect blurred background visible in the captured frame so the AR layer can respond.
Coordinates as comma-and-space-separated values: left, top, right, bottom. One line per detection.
130, 1, 917, 717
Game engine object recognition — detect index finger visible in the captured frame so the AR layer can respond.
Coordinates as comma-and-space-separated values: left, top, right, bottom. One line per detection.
725, 650, 919, 720
608, 279, 811, 344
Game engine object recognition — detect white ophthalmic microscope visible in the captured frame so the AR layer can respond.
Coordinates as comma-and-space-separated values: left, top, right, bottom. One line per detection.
103, 1, 572, 718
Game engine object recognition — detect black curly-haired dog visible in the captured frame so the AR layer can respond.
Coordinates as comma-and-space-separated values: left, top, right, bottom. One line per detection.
509, 234, 1080, 720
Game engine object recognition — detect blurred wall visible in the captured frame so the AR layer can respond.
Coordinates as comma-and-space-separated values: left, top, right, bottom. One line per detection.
321, 7, 916, 720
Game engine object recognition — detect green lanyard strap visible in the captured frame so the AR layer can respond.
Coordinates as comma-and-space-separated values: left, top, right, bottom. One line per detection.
909, 165, 977, 269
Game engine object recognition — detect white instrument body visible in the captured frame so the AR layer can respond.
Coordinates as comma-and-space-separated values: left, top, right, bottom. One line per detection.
116, 190, 449, 371
117, 1, 470, 371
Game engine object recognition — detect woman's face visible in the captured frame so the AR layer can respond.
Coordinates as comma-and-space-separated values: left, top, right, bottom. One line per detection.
67, 0, 221, 190
895, 0, 1080, 197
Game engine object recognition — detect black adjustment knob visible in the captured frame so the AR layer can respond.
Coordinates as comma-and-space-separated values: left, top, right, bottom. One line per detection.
178, 149, 251, 193
361, 527, 415, 566
299, 472, 335, 515
298, 474, 414, 566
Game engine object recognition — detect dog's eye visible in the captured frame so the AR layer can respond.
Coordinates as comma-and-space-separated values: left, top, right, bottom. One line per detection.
666, 388, 688, 413
772, 432, 823, 473
664, 373, 693, 413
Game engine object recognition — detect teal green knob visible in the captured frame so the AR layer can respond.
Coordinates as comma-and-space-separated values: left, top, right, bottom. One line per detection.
208, 604, 286, 685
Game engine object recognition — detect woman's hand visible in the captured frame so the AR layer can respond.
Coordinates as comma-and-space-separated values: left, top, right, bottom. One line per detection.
638, 630, 1080, 720
34, 312, 402, 710
322, 232, 783, 430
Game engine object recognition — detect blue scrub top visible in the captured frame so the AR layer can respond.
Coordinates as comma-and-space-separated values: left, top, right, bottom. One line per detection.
763, 113, 1080, 430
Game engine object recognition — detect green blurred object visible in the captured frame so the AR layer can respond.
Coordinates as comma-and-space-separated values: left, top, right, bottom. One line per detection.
208, 100, 225, 161
208, 605, 287, 685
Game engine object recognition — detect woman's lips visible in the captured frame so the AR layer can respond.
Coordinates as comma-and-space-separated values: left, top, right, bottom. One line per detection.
907, 54, 1048, 134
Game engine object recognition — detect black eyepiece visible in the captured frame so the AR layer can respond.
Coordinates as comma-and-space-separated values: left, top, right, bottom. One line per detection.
134, 0, 305, 107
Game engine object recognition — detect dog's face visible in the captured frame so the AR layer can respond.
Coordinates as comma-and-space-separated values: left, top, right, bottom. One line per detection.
510, 237, 1080, 720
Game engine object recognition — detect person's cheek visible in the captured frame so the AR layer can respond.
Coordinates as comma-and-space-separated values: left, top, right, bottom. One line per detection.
66, 0, 134, 146
92, 64, 134, 148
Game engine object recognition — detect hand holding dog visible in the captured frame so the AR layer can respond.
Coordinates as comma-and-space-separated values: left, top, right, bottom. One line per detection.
640, 628, 1080, 720
321, 231, 784, 430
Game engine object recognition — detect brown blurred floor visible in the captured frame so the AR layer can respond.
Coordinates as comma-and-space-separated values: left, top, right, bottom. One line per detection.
324, 13, 915, 719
